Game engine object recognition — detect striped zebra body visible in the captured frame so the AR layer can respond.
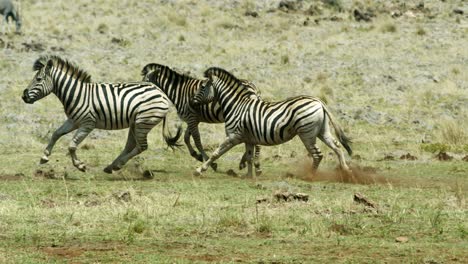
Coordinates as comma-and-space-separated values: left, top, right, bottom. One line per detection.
192, 67, 352, 177
141, 63, 262, 174
22, 55, 170, 173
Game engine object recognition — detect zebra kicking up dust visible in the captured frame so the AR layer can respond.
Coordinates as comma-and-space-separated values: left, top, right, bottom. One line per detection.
141, 63, 262, 174
192, 67, 352, 178
22, 55, 172, 173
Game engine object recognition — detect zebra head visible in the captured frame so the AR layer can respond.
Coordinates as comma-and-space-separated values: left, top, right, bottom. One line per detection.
141, 63, 163, 83
192, 67, 260, 105
22, 57, 54, 104
191, 78, 214, 105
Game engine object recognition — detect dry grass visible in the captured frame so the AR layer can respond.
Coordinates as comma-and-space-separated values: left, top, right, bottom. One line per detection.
0, 0, 467, 263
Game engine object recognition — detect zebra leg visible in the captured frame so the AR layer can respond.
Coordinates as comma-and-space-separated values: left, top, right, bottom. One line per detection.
243, 144, 255, 178
254, 145, 262, 176
184, 128, 203, 162
68, 124, 94, 172
299, 134, 323, 174
106, 120, 157, 172
319, 133, 351, 174
103, 128, 136, 174
190, 124, 217, 171
194, 136, 241, 176
40, 119, 77, 164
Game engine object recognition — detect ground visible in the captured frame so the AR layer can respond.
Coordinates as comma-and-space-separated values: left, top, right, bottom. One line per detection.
0, 0, 467, 263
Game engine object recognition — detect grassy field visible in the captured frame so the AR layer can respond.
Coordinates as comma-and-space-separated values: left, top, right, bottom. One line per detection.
0, 0, 467, 263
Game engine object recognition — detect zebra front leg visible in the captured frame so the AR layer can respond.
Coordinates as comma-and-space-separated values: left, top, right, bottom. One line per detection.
40, 119, 77, 164
184, 128, 203, 162
69, 124, 94, 172
194, 136, 241, 176
190, 124, 217, 171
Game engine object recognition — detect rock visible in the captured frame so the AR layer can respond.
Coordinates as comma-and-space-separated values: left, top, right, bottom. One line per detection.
378, 154, 395, 161
353, 9, 373, 22
293, 192, 309, 202
34, 169, 56, 179
400, 153, 418, 160
436, 151, 453, 161
462, 155, 468, 162
113, 191, 131, 202
353, 193, 377, 208
453, 9, 464, 15
244, 11, 258, 17
278, 0, 303, 12
395, 236, 409, 243
142, 170, 154, 179
274, 191, 309, 202
226, 169, 239, 177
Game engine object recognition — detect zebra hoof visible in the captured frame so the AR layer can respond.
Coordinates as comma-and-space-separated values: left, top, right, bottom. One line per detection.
239, 162, 246, 170
103, 166, 113, 174
40, 156, 49, 164
191, 152, 204, 162
210, 162, 218, 172
77, 164, 87, 172
193, 169, 202, 177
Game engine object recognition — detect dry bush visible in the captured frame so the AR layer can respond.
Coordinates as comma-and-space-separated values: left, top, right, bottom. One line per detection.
438, 120, 467, 145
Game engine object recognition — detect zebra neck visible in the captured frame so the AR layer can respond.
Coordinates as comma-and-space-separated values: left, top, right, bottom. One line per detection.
53, 78, 89, 115
157, 75, 198, 109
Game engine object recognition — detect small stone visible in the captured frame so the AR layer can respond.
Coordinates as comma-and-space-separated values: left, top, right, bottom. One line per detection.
395, 236, 409, 243
453, 9, 464, 15
226, 169, 238, 177
462, 155, 468, 162
400, 153, 418, 160
436, 151, 453, 161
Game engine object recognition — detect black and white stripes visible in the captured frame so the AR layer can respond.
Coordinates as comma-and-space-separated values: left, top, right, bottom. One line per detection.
22, 55, 171, 173
192, 67, 352, 177
141, 63, 262, 174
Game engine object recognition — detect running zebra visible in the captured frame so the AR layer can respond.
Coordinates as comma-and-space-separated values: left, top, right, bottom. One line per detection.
141, 63, 262, 174
192, 67, 352, 177
22, 55, 172, 173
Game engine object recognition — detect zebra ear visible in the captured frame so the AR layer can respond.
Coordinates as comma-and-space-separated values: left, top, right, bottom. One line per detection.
45, 60, 54, 74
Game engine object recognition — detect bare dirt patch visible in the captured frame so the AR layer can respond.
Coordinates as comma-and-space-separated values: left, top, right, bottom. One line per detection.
297, 161, 394, 185
0, 173, 24, 181
41, 242, 123, 259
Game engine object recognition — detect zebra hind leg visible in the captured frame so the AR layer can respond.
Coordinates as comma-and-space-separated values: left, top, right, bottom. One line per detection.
319, 133, 352, 175
184, 129, 203, 162
299, 134, 323, 174
243, 144, 255, 178
106, 120, 157, 173
104, 129, 136, 173
254, 145, 262, 176
190, 125, 217, 171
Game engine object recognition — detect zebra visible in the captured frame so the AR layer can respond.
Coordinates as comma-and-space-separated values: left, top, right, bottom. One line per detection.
192, 67, 352, 178
22, 55, 172, 173
0, 0, 21, 33
141, 63, 262, 174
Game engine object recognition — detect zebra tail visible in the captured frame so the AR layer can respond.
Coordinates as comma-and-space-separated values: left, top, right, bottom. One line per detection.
162, 117, 183, 150
321, 102, 353, 156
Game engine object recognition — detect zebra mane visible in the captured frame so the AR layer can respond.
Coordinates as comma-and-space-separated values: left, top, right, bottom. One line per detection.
141, 63, 195, 80
203, 67, 241, 83
33, 55, 92, 83
204, 67, 260, 95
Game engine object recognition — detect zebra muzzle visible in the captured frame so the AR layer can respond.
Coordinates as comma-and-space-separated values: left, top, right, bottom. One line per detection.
22, 89, 33, 104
